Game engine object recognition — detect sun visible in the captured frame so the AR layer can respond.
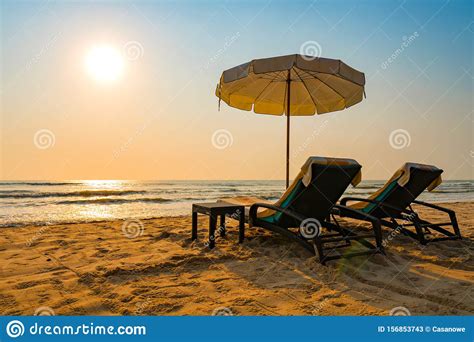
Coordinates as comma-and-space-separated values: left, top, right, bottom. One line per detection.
85, 46, 124, 82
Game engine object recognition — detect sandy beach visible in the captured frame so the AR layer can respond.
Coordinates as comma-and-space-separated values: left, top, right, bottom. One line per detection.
0, 201, 472, 316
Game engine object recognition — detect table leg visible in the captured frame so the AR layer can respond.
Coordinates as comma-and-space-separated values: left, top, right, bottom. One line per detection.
238, 210, 245, 243
219, 215, 226, 237
208, 214, 216, 249
192, 211, 198, 240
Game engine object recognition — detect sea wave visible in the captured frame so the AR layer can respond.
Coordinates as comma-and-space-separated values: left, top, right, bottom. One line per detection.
0, 190, 147, 199
0, 190, 33, 194
431, 189, 473, 194
56, 197, 172, 205
0, 182, 78, 186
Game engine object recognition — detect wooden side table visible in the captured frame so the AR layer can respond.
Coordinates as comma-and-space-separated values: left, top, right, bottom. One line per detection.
191, 202, 245, 248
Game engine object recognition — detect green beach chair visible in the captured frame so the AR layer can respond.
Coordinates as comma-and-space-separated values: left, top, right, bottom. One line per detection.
222, 157, 384, 264
339, 162, 462, 244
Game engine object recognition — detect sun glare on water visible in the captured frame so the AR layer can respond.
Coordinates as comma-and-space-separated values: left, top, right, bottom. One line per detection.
85, 46, 124, 82
83, 180, 123, 188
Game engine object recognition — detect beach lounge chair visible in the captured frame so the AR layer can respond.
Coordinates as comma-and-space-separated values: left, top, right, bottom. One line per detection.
339, 162, 461, 244
222, 157, 384, 264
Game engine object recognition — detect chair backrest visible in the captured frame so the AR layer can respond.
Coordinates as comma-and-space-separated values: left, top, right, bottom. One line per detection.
275, 162, 361, 227
367, 166, 443, 218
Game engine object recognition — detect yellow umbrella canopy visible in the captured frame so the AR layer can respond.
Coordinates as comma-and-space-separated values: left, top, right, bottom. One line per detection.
216, 54, 365, 187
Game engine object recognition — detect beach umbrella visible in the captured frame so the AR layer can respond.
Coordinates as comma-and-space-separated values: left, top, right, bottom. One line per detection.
216, 54, 365, 188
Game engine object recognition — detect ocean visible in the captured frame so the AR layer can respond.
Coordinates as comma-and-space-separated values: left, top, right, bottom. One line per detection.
0, 180, 472, 227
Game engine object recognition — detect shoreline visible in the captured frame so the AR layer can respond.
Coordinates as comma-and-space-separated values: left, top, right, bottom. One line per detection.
2, 199, 473, 229
0, 201, 472, 315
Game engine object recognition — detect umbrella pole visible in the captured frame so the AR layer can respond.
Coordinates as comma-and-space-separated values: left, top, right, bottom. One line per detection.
286, 110, 290, 188
286, 72, 291, 188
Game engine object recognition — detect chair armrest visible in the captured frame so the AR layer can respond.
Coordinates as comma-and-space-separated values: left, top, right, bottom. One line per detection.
249, 203, 306, 225
340, 196, 410, 215
412, 200, 454, 214
332, 204, 380, 224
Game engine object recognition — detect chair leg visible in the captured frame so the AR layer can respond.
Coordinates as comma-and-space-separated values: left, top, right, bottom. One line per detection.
313, 239, 325, 265
219, 215, 226, 237
238, 214, 245, 243
413, 218, 427, 245
371, 218, 385, 254
208, 215, 216, 249
450, 211, 462, 239
192, 212, 198, 240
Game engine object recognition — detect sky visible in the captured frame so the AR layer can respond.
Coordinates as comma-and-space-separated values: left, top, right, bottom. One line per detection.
1, 0, 472, 180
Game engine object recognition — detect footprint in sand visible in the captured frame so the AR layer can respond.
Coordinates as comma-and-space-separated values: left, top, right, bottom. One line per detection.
59, 298, 78, 306
0, 293, 18, 313
331, 302, 347, 307
15, 280, 44, 289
